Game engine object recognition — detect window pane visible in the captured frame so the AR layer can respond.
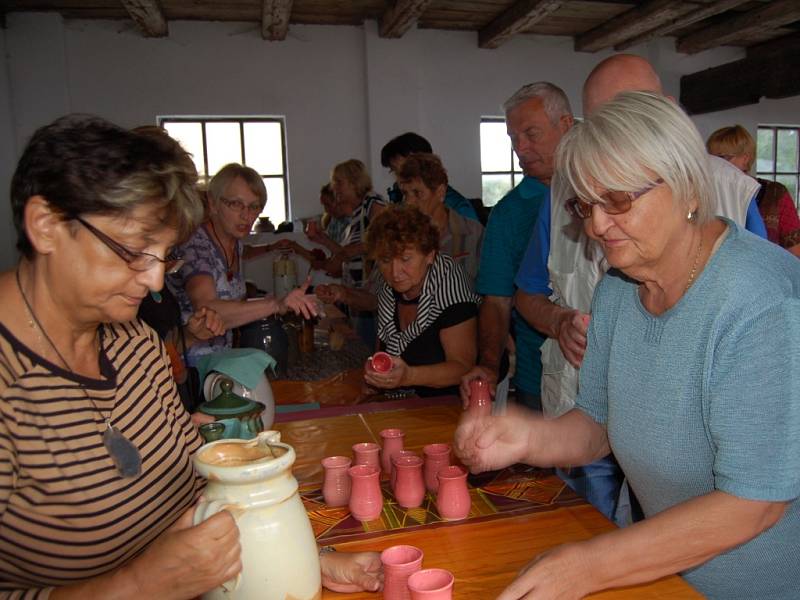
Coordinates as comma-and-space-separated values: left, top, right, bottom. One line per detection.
206, 122, 242, 177
482, 174, 513, 207
776, 129, 798, 173
775, 175, 798, 210
261, 177, 287, 226
480, 121, 512, 172
163, 122, 205, 177
757, 128, 774, 174
243, 122, 284, 175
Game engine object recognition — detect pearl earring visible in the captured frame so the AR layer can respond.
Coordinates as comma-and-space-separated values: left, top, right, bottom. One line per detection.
687, 210, 696, 222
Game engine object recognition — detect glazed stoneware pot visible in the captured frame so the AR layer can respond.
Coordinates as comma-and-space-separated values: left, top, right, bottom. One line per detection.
193, 431, 321, 600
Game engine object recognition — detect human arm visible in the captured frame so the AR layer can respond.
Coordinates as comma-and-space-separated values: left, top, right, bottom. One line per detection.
48, 506, 241, 600
454, 404, 610, 474
320, 550, 383, 593
364, 317, 477, 390
744, 197, 767, 238
185, 275, 318, 329
514, 292, 589, 368
496, 491, 786, 600
315, 283, 378, 312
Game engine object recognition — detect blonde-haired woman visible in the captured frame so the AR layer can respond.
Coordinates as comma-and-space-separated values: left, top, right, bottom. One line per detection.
707, 125, 800, 256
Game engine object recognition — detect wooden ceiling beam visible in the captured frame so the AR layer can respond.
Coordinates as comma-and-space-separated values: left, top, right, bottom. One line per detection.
680, 34, 800, 114
261, 0, 295, 41
575, 0, 696, 53
677, 0, 800, 55
615, 0, 750, 52
120, 0, 167, 38
379, 0, 436, 39
478, 0, 564, 50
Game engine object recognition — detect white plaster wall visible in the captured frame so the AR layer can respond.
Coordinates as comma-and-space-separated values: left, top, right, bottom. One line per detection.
2, 13, 800, 270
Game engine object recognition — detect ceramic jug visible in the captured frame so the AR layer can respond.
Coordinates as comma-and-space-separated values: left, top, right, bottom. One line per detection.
193, 431, 322, 600
273, 252, 297, 298
237, 316, 289, 379
196, 377, 264, 440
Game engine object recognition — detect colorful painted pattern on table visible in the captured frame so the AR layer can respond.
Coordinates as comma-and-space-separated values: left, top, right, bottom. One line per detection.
302, 465, 582, 544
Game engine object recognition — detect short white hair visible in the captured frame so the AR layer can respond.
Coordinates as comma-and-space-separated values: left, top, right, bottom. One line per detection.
503, 82, 573, 125
556, 91, 712, 224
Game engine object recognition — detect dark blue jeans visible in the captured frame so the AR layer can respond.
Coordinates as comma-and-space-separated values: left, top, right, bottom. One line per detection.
557, 454, 626, 525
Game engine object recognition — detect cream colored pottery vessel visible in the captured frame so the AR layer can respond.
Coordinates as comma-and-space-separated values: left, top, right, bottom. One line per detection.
193, 430, 322, 600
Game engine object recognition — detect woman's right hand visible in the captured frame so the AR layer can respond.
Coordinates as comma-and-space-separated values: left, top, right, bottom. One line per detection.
125, 503, 241, 600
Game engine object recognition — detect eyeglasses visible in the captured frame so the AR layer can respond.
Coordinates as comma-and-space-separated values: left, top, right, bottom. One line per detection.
76, 217, 184, 274
220, 197, 264, 214
565, 178, 664, 219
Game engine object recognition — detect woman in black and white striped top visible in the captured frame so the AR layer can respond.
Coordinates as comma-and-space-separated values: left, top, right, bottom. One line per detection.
364, 205, 479, 398
0, 116, 382, 599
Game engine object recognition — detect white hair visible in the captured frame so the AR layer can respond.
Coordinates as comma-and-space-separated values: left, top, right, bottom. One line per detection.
556, 91, 712, 223
503, 82, 573, 125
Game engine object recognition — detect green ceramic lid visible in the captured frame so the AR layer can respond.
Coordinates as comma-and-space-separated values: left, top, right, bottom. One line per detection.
198, 377, 260, 417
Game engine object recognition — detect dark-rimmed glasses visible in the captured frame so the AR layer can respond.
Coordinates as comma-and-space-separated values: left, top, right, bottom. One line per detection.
220, 197, 263, 214
75, 217, 184, 274
566, 178, 664, 219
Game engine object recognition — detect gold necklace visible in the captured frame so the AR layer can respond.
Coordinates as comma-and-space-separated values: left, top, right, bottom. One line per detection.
15, 268, 142, 478
685, 234, 704, 293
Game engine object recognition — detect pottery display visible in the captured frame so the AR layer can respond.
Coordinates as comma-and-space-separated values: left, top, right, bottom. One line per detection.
352, 442, 381, 471
380, 428, 405, 475
393, 455, 425, 509
467, 378, 492, 417
422, 444, 451, 493
193, 431, 321, 600
237, 316, 289, 379
203, 371, 275, 430
348, 464, 383, 522
408, 568, 455, 599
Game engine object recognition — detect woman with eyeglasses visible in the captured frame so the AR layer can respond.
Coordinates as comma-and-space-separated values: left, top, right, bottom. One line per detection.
0, 116, 383, 598
167, 163, 318, 366
455, 92, 800, 600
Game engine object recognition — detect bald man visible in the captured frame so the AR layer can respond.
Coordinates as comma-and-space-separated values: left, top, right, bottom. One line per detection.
513, 53, 765, 525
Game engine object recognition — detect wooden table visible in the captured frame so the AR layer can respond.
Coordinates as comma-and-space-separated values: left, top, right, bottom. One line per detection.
275, 400, 702, 599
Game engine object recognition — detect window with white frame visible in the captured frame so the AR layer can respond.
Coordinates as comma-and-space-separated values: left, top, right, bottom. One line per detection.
159, 117, 290, 226
757, 125, 800, 212
479, 118, 523, 207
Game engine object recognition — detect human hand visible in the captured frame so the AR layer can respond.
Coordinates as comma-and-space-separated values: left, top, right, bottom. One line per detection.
315, 283, 346, 305
496, 543, 590, 600
557, 311, 590, 369
305, 221, 325, 243
279, 276, 319, 320
185, 306, 226, 342
459, 365, 498, 409
363, 354, 408, 389
126, 503, 241, 599
191, 412, 217, 428
453, 404, 535, 474
320, 551, 383, 593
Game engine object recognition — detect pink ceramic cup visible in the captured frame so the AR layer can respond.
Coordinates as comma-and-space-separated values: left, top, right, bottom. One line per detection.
393, 455, 425, 509
348, 464, 383, 522
408, 568, 455, 599
321, 455, 351, 507
352, 442, 381, 471
422, 443, 451, 493
380, 544, 424, 600
380, 428, 406, 475
436, 465, 471, 521
391, 450, 418, 492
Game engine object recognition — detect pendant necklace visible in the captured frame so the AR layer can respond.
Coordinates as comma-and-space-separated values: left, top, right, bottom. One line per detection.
208, 221, 237, 282
15, 269, 142, 478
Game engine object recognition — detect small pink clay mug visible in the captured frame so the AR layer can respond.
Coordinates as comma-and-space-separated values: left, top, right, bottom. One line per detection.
321, 455, 351, 507
348, 464, 383, 522
408, 568, 455, 599
391, 450, 419, 492
393, 455, 426, 509
380, 544, 424, 600
380, 428, 406, 475
352, 442, 381, 471
436, 465, 471, 521
422, 443, 451, 493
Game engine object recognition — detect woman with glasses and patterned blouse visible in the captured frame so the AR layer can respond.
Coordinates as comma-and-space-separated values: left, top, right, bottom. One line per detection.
0, 116, 383, 599
455, 92, 800, 600
167, 163, 318, 366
